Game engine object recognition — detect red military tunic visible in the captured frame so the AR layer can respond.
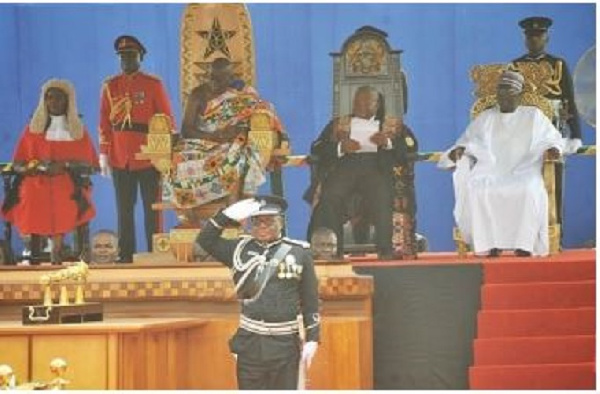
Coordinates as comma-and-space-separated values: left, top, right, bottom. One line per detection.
99, 71, 175, 170
3, 127, 98, 235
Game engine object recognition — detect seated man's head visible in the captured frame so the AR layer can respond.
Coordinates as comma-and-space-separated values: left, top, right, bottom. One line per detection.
249, 196, 287, 243
496, 70, 524, 113
352, 86, 380, 119
311, 227, 338, 260
91, 230, 119, 264
211, 58, 235, 94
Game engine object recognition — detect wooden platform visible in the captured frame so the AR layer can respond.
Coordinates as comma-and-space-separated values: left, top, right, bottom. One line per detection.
0, 261, 373, 389
348, 248, 596, 267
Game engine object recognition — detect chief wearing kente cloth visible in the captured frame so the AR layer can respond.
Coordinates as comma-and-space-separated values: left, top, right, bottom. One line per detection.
177, 58, 286, 207
98, 35, 175, 263
196, 196, 320, 390
2, 79, 98, 264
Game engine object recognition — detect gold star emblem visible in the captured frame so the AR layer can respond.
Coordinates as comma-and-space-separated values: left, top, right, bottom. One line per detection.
198, 17, 236, 59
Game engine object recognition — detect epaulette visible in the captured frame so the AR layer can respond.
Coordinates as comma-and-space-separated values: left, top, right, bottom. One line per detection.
102, 75, 119, 85
282, 237, 311, 249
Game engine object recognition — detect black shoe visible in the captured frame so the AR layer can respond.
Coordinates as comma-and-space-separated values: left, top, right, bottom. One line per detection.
488, 248, 502, 257
515, 249, 532, 257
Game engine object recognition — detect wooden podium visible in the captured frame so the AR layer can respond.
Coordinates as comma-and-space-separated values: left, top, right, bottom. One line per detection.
0, 317, 206, 389
0, 262, 373, 389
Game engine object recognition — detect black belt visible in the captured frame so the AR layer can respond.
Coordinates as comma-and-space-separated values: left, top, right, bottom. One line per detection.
112, 123, 148, 134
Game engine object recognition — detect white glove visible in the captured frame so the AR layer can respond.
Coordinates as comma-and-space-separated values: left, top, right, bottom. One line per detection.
222, 198, 262, 222
562, 138, 582, 156
99, 154, 111, 178
301, 341, 319, 369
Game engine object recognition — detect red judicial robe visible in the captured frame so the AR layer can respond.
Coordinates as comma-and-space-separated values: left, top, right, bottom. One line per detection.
3, 126, 98, 235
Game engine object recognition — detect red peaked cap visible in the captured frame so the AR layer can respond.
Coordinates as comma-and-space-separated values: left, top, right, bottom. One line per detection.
114, 35, 147, 55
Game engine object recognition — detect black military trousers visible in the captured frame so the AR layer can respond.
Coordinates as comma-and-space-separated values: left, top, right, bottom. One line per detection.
312, 154, 394, 256
236, 354, 300, 390
112, 167, 160, 263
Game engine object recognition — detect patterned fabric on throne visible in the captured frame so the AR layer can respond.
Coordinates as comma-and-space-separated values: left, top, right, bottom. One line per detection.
169, 86, 284, 209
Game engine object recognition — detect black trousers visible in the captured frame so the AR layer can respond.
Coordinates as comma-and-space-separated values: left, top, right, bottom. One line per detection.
112, 167, 160, 263
237, 354, 300, 390
312, 154, 394, 256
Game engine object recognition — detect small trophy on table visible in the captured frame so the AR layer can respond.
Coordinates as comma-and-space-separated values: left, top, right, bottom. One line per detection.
23, 261, 103, 325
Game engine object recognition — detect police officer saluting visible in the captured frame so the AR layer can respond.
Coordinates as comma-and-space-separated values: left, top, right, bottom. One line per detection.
196, 196, 320, 390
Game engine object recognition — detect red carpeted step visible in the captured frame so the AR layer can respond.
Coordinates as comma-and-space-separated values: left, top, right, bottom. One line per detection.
473, 335, 595, 365
469, 362, 596, 389
481, 281, 596, 310
484, 258, 595, 284
477, 308, 595, 338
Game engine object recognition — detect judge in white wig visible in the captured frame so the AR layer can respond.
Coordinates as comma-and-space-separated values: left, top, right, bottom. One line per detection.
2, 79, 98, 264
439, 70, 563, 257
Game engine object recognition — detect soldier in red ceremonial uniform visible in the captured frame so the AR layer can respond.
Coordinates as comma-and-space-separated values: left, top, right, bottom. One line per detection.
98, 35, 175, 263
2, 79, 98, 264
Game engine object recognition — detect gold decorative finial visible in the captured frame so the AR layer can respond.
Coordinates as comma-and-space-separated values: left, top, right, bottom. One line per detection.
0, 364, 14, 389
49, 358, 69, 390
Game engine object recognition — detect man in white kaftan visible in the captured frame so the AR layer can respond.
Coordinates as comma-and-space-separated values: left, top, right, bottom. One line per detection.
439, 71, 563, 257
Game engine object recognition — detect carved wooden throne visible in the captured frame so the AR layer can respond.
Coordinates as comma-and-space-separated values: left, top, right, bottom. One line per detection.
329, 25, 418, 257
138, 4, 288, 263
454, 64, 561, 256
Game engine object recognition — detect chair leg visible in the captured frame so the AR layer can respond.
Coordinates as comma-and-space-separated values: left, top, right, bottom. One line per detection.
50, 235, 63, 265
21, 234, 32, 264
75, 224, 90, 262
453, 227, 469, 258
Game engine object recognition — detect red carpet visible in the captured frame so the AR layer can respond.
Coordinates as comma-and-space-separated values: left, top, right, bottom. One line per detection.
467, 249, 596, 390
474, 336, 595, 365
481, 281, 595, 310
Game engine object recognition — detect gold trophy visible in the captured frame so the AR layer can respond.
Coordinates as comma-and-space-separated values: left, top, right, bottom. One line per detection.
23, 261, 103, 325
0, 359, 70, 390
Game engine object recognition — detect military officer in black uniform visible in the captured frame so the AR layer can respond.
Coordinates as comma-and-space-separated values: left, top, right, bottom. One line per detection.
511, 16, 583, 233
512, 16, 582, 145
196, 196, 320, 390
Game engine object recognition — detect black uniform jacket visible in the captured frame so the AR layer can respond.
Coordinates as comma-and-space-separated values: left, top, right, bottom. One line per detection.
512, 52, 581, 139
197, 211, 321, 361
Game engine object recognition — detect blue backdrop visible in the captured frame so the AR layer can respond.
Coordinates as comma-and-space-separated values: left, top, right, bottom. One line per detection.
0, 3, 595, 253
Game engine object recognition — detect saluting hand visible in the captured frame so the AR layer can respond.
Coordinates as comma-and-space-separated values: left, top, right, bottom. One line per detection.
222, 198, 262, 222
